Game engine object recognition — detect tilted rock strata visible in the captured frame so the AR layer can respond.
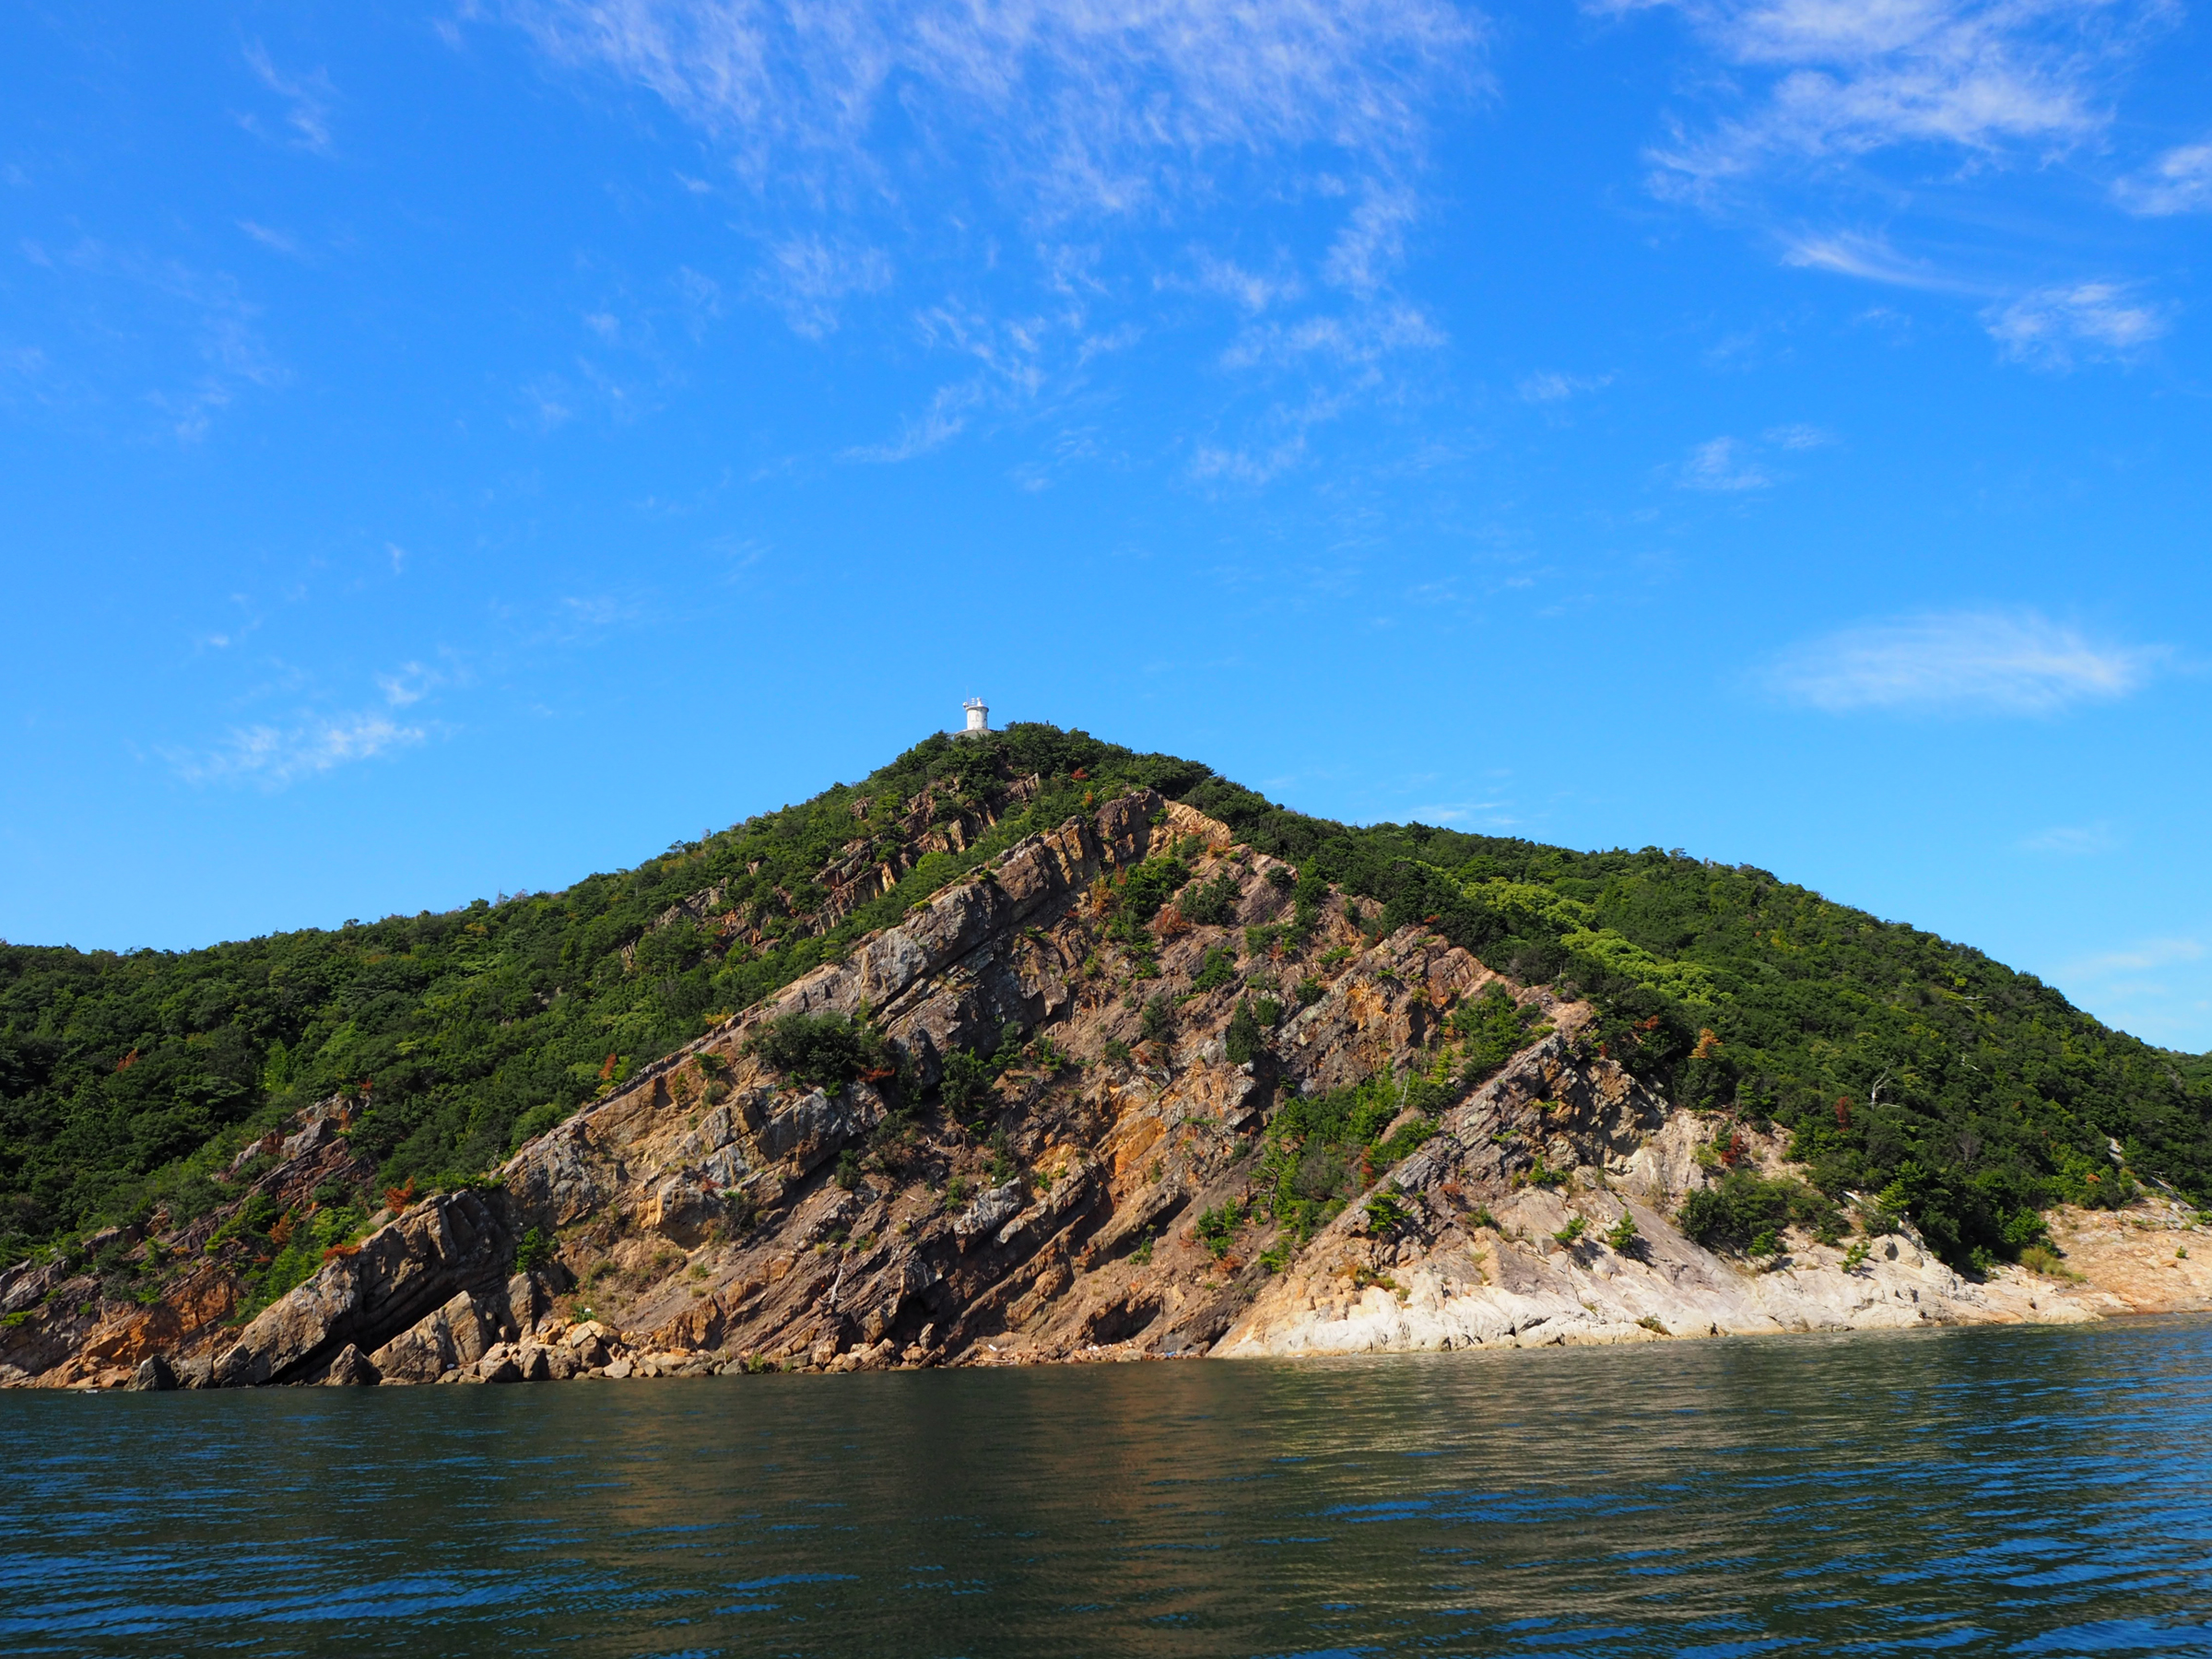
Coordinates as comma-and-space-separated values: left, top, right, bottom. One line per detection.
7, 788, 2206, 1389
1217, 1046, 2100, 1358
0, 1104, 376, 1389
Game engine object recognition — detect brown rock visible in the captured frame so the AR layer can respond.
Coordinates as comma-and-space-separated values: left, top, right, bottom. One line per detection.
369, 1318, 453, 1384
212, 1191, 514, 1387
321, 1344, 379, 1386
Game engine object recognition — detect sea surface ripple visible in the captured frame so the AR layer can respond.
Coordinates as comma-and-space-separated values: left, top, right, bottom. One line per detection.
6, 1318, 2211, 1656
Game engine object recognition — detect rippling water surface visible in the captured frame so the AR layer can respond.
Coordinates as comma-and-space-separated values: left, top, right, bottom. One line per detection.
6, 1319, 2212, 1656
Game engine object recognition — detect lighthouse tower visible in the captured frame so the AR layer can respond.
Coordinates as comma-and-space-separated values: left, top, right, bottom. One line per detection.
961, 697, 990, 735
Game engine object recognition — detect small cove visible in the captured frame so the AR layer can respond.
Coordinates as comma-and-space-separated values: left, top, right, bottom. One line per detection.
6, 1318, 2211, 1656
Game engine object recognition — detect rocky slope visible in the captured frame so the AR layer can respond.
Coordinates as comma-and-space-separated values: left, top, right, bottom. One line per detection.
6, 784, 2203, 1390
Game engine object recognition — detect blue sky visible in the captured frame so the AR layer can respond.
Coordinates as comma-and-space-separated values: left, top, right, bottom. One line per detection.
4, 1, 2209, 1047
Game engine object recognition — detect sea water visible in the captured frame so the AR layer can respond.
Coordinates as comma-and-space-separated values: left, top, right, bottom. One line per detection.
5, 1318, 2210, 1656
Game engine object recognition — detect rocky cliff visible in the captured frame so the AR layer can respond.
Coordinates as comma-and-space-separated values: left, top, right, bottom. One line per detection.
6, 786, 2206, 1390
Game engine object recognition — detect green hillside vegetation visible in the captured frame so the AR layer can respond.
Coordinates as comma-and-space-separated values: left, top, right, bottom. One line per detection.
1181, 775, 2212, 1267
0, 727, 1204, 1261
4, 724, 2208, 1275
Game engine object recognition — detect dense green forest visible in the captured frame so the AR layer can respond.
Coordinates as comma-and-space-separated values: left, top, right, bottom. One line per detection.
3, 724, 2207, 1272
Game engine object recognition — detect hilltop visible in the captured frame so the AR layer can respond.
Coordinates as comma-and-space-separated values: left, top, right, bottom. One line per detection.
5, 725, 2211, 1387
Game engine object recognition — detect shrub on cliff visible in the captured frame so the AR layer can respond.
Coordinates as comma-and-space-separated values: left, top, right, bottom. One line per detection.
744, 1012, 895, 1090
1451, 983, 1553, 1087
1224, 997, 1265, 1066
514, 1226, 556, 1272
1194, 1200, 1243, 1258
939, 1051, 995, 1124
1190, 947, 1237, 994
1180, 871, 1240, 928
1677, 1170, 1835, 1252
1108, 854, 1193, 945
1258, 1071, 1425, 1241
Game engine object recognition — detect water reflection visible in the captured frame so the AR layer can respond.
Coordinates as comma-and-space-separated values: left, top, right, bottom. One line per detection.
6, 1319, 2211, 1655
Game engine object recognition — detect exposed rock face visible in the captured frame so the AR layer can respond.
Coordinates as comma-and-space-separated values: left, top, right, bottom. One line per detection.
369, 1286, 516, 1382
9, 786, 2206, 1390
1215, 1038, 2098, 1359
321, 1344, 378, 1386
127, 1355, 177, 1392
0, 1117, 369, 1389
210, 1192, 513, 1387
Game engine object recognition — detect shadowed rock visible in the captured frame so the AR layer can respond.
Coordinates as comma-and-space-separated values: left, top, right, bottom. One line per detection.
211, 1191, 515, 1387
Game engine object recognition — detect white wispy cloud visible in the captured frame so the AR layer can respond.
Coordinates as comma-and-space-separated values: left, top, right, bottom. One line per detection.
2114, 138, 2212, 216
672, 265, 724, 337
506, 0, 1483, 216
442, 1, 1500, 507
1518, 370, 1612, 403
1765, 608, 2164, 713
760, 235, 893, 337
1679, 435, 1771, 490
1983, 280, 2170, 367
2063, 937, 2204, 979
373, 661, 447, 707
1622, 1, 2190, 374
241, 41, 336, 154
500, 0, 1482, 472
1188, 253, 1302, 314
2053, 937, 2211, 1047
1189, 432, 1313, 486
1409, 797, 1517, 826
519, 374, 574, 430
236, 220, 304, 258
42, 240, 286, 440
1219, 303, 1445, 372
1779, 229, 1973, 291
2020, 820, 2119, 854
171, 712, 427, 787
841, 381, 983, 463
1619, 0, 2145, 199
1188, 304, 1441, 486
1783, 230, 2170, 367
1322, 185, 1420, 296
1764, 421, 1830, 449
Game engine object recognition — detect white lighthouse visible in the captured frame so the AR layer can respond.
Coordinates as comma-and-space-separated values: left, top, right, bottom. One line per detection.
961, 697, 989, 735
